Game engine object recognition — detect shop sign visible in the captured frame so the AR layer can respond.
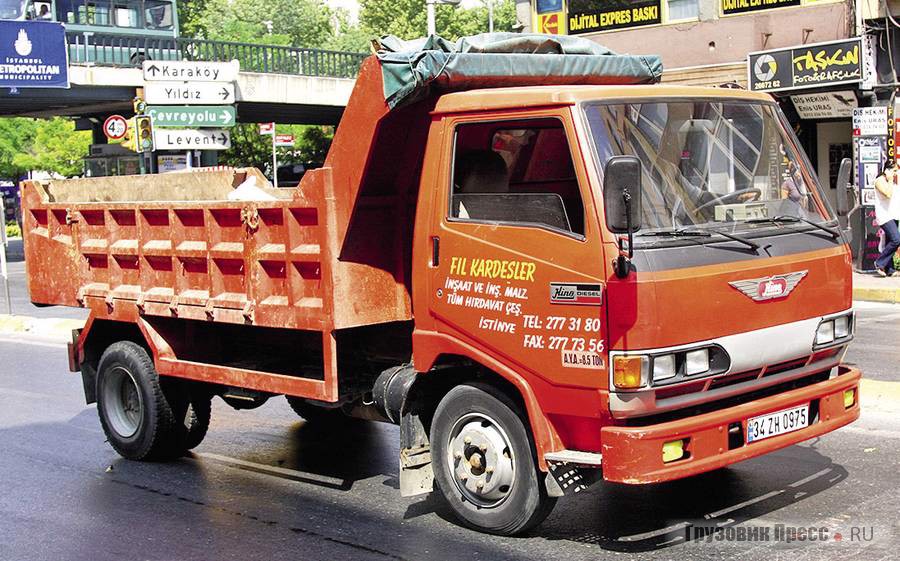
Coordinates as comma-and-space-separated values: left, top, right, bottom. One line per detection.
536, 11, 564, 34
722, 0, 800, 16
748, 38, 863, 93
790, 91, 857, 119
852, 107, 887, 137
536, 0, 563, 13
567, 0, 661, 35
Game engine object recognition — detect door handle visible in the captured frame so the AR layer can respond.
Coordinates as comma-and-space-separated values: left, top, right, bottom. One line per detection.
431, 236, 440, 267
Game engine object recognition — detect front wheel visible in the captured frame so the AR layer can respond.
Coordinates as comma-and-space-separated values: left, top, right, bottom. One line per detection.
431, 384, 556, 535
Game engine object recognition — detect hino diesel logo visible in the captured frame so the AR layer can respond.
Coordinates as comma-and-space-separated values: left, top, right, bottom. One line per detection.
729, 271, 808, 302
549, 283, 603, 306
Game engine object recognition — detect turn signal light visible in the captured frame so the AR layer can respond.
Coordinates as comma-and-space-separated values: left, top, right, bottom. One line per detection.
662, 439, 686, 463
843, 388, 855, 408
613, 356, 646, 389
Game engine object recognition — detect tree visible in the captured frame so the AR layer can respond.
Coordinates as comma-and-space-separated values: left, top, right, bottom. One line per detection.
187, 0, 333, 48
0, 117, 90, 180
0, 118, 37, 180
219, 124, 334, 176
359, 0, 519, 41
176, 0, 209, 38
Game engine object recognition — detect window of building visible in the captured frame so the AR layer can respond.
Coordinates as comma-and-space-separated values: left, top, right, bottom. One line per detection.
112, 1, 141, 27
667, 0, 698, 21
450, 118, 585, 236
144, 0, 173, 30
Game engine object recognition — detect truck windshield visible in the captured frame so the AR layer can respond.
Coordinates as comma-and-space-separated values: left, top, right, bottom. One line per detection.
0, 0, 25, 19
583, 100, 831, 234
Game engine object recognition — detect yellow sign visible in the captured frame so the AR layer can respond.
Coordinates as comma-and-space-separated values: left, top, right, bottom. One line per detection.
537, 11, 564, 34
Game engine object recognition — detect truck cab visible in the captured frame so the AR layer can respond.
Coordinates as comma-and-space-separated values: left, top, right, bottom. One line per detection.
409, 83, 858, 515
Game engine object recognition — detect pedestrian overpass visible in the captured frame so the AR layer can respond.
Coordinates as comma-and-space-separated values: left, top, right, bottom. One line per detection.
0, 33, 366, 125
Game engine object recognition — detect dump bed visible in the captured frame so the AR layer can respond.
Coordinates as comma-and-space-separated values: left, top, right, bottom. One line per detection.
22, 34, 663, 335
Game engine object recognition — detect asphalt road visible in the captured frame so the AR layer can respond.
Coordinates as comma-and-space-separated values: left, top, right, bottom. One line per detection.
1, 238, 87, 320
1, 334, 897, 561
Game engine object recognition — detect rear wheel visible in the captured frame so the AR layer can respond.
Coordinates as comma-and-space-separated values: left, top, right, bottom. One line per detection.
96, 341, 202, 460
431, 384, 556, 535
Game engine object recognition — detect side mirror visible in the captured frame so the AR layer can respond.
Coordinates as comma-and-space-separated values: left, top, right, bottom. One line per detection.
835, 157, 855, 217
603, 156, 643, 234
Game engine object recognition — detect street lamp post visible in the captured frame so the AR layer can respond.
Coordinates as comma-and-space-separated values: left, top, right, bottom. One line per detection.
425, 0, 462, 36
488, 0, 493, 33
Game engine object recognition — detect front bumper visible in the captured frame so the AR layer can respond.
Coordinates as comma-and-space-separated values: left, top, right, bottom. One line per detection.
600, 365, 860, 484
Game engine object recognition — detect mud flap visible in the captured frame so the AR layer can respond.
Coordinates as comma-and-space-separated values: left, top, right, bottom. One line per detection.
399, 405, 434, 497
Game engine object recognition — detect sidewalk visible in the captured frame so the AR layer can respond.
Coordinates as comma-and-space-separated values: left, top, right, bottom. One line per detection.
853, 271, 900, 304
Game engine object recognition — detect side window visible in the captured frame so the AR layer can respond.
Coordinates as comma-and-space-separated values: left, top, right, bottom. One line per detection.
450, 118, 585, 236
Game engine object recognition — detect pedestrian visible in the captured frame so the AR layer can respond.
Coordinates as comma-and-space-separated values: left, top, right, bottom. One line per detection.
873, 161, 900, 277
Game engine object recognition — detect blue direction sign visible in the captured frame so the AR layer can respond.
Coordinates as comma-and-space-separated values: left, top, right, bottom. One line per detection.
0, 20, 68, 88
147, 106, 237, 128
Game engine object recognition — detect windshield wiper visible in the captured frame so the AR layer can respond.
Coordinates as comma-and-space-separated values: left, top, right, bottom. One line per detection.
639, 226, 760, 251
746, 215, 840, 239
637, 229, 711, 238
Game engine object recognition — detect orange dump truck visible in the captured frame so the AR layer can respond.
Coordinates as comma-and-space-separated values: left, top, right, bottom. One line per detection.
23, 35, 861, 535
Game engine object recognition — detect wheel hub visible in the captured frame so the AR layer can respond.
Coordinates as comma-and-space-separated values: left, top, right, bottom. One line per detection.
447, 413, 515, 507
103, 366, 143, 438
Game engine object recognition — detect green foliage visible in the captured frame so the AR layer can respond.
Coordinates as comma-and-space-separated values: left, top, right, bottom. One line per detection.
0, 117, 90, 179
176, 0, 209, 38
5, 221, 20, 239
359, 0, 519, 41
0, 118, 37, 179
185, 0, 333, 48
219, 124, 334, 178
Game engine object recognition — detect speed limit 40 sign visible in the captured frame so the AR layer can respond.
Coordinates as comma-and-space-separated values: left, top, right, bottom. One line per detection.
103, 115, 128, 140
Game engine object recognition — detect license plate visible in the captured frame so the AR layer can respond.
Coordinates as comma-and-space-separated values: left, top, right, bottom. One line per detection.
746, 404, 809, 443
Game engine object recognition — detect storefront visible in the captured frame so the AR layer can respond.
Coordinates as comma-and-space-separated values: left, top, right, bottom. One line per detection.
748, 37, 880, 271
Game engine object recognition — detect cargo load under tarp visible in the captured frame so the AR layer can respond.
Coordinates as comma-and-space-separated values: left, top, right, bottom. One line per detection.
375, 32, 663, 109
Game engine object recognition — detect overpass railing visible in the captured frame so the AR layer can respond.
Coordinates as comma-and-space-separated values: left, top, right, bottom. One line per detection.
66, 33, 367, 79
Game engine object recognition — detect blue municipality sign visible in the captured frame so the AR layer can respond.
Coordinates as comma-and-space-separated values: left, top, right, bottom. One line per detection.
0, 20, 68, 89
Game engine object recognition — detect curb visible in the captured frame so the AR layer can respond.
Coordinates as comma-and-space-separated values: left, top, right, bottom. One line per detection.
852, 287, 900, 304
0, 314, 84, 340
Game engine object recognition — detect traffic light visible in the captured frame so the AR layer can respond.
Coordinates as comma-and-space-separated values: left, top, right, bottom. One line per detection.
121, 117, 138, 152
120, 116, 153, 153
136, 115, 153, 152
133, 96, 147, 115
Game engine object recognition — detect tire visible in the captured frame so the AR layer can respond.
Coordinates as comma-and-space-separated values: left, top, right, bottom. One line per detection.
430, 384, 557, 536
166, 384, 212, 451
285, 396, 353, 424
96, 341, 186, 460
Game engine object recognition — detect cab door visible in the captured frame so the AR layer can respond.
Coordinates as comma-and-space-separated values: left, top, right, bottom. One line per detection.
420, 110, 610, 391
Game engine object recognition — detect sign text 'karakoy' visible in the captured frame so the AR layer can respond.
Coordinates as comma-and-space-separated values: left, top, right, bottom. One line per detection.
142, 60, 240, 83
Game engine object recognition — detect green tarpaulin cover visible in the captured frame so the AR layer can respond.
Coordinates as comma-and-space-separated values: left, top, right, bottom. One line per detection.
375, 33, 663, 109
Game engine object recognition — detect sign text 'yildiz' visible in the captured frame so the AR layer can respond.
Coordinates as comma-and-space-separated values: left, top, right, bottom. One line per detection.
748, 38, 863, 93
144, 82, 235, 105
567, 0, 660, 35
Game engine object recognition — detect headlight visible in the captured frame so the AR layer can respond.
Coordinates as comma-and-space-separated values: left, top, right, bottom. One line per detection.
652, 354, 676, 382
815, 312, 853, 348
685, 348, 710, 375
834, 315, 850, 339
815, 321, 835, 346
